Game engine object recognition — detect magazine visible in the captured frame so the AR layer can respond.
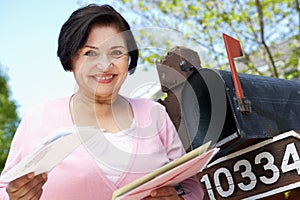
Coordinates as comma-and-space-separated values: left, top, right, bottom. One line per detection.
112, 141, 219, 200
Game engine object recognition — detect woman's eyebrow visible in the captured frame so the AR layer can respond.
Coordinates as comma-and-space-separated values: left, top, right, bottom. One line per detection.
111, 45, 126, 49
83, 45, 98, 49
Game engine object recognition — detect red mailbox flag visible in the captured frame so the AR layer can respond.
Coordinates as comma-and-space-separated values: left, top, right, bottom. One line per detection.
223, 33, 251, 114
223, 33, 245, 99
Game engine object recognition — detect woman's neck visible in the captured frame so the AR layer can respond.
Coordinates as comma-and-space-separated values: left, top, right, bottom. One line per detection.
70, 92, 133, 132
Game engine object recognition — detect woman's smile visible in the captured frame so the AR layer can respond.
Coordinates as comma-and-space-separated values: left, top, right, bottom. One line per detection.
92, 73, 115, 83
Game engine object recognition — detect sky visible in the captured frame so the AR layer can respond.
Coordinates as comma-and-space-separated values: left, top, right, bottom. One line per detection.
0, 1, 79, 116
0, 0, 162, 117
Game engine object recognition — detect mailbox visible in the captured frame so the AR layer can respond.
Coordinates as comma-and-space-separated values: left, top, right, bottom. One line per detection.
156, 35, 300, 199
181, 68, 300, 156
156, 46, 300, 157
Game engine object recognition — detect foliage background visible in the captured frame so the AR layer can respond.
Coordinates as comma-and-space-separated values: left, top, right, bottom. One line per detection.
0, 65, 19, 173
94, 0, 300, 79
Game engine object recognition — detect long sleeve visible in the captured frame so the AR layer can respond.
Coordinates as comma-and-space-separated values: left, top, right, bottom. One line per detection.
0, 190, 8, 200
181, 176, 204, 200
0, 117, 29, 200
162, 107, 204, 200
0, 186, 8, 200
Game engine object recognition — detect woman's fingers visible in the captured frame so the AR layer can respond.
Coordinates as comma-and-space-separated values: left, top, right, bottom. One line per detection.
142, 186, 182, 199
6, 173, 35, 194
150, 186, 178, 197
22, 180, 45, 200
6, 173, 48, 200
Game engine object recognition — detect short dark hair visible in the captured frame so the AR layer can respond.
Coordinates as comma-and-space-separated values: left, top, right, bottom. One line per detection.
57, 4, 139, 74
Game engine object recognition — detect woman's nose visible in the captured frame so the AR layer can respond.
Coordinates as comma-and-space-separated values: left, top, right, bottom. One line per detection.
96, 56, 112, 71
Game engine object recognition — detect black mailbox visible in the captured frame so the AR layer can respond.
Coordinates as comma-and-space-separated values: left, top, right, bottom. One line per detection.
157, 46, 300, 157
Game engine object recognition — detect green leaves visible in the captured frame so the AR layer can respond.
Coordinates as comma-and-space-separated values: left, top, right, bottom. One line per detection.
110, 0, 300, 79
0, 66, 19, 173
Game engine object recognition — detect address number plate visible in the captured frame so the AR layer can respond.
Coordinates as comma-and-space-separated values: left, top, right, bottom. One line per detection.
197, 130, 300, 200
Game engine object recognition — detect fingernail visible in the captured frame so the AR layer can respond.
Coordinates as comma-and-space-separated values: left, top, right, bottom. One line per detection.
27, 173, 34, 179
42, 173, 48, 180
150, 190, 157, 196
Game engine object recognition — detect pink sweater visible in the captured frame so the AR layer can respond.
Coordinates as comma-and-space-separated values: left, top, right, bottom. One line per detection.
0, 96, 203, 200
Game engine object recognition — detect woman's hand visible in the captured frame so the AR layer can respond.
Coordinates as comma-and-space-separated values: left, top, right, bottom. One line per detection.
6, 172, 48, 200
142, 186, 184, 200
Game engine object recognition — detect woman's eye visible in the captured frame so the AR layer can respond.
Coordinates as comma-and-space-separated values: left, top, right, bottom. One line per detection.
84, 50, 97, 57
111, 50, 124, 57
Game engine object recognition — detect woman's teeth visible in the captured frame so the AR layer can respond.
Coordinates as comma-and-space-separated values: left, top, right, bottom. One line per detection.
95, 75, 113, 80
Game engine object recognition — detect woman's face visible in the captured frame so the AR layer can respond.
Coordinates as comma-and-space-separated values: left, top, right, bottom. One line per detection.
72, 25, 129, 101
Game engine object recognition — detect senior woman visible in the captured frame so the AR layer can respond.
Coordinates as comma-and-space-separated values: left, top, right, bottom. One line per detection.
0, 4, 204, 200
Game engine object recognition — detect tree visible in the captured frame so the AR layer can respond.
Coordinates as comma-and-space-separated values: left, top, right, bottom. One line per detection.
94, 0, 299, 79
0, 64, 20, 173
